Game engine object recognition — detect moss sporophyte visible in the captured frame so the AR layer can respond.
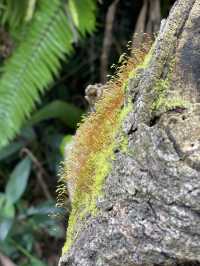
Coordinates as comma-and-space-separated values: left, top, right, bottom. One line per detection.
57, 36, 153, 253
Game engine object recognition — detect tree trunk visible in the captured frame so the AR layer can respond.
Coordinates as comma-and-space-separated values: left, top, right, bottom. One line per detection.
59, 0, 200, 265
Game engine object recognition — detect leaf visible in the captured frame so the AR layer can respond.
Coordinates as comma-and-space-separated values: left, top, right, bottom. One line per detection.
0, 240, 16, 258
29, 100, 83, 129
21, 233, 34, 252
0, 0, 74, 148
30, 258, 47, 266
20, 127, 36, 141
5, 157, 32, 204
25, 0, 37, 22
68, 0, 79, 28
26, 200, 57, 216
0, 127, 36, 161
0, 0, 28, 28
45, 223, 64, 238
0, 194, 15, 241
0, 219, 13, 241
0, 249, 16, 265
0, 141, 25, 161
68, 0, 96, 36
0, 195, 15, 219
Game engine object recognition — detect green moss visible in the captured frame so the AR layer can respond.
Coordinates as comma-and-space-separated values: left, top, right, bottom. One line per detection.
62, 101, 132, 254
152, 58, 180, 112
151, 77, 171, 111
119, 134, 129, 153
62, 46, 153, 254
152, 96, 190, 112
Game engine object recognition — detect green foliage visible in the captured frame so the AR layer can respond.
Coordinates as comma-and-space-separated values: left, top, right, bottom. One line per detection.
0, 184, 63, 264
0, 0, 29, 28
1, 199, 61, 266
5, 157, 32, 204
151, 59, 190, 112
25, 0, 37, 22
0, 140, 25, 161
0, 157, 31, 242
30, 100, 83, 129
0, 115, 69, 264
0, 193, 15, 241
68, 0, 96, 36
0, 0, 73, 148
0, 0, 96, 149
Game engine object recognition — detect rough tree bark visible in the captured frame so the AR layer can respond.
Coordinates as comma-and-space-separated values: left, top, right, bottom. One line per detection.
59, 0, 200, 265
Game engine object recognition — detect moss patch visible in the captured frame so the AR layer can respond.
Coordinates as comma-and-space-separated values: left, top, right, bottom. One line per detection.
153, 96, 190, 112
151, 59, 190, 112
62, 101, 132, 254
60, 39, 153, 254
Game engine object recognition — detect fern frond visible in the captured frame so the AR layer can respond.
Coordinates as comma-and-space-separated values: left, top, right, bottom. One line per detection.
67, 0, 96, 36
0, 0, 97, 148
0, 0, 29, 28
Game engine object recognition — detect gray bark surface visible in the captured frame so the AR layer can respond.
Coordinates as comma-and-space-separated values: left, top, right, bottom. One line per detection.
59, 0, 200, 265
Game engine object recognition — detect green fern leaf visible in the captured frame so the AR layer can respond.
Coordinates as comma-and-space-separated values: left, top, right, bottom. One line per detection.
68, 0, 96, 36
0, 0, 72, 147
0, 0, 97, 148
0, 0, 28, 28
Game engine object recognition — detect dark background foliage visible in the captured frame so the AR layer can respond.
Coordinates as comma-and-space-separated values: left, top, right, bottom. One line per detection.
0, 0, 175, 265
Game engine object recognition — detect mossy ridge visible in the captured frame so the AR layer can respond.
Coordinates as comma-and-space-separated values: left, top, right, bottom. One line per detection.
62, 102, 132, 254
61, 39, 153, 254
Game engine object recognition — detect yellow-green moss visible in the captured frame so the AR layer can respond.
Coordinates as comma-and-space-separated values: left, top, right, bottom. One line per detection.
152, 58, 178, 111
153, 96, 190, 112
150, 57, 192, 117
61, 40, 153, 254
62, 101, 132, 254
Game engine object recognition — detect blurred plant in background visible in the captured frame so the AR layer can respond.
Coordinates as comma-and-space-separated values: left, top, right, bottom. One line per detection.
0, 0, 175, 265
0, 0, 96, 265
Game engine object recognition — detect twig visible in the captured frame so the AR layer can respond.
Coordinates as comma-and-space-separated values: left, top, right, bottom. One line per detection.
112, 36, 123, 55
146, 0, 161, 33
89, 36, 96, 83
133, 0, 161, 46
100, 0, 119, 83
132, 0, 148, 45
0, 27, 13, 58
0, 252, 16, 266
21, 148, 53, 200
